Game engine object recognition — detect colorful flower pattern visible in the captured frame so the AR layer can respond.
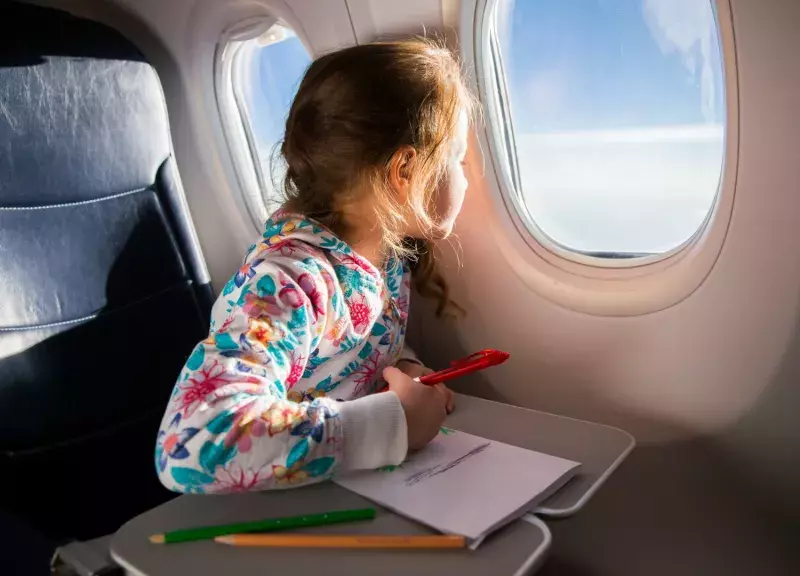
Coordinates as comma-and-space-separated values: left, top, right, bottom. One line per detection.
155, 211, 411, 493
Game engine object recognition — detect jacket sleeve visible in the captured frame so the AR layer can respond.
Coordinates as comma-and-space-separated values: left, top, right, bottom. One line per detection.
155, 255, 407, 494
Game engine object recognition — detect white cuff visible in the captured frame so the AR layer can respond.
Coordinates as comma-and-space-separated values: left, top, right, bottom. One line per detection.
338, 392, 408, 472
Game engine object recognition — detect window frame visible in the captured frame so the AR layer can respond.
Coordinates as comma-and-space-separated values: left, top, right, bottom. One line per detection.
462, 0, 740, 315
214, 14, 314, 234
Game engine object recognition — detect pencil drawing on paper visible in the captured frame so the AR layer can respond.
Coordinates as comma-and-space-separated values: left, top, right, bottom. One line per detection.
403, 442, 492, 487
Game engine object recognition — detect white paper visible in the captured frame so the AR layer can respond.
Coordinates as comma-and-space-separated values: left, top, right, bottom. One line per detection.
334, 428, 580, 545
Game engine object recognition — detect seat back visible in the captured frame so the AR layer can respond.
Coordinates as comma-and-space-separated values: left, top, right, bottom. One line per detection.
0, 2, 213, 541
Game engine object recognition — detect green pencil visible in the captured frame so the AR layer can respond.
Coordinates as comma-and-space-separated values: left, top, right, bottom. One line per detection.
148, 508, 376, 544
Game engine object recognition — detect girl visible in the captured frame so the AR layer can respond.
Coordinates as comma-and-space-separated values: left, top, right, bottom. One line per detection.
156, 38, 474, 493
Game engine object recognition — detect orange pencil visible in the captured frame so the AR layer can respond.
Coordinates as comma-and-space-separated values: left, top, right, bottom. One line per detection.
215, 534, 466, 549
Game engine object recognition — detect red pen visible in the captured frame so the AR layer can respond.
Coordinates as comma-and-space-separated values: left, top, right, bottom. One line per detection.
381, 349, 509, 393
416, 349, 510, 386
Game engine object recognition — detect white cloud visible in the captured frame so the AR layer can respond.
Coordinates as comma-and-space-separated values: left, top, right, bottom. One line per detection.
642, 0, 721, 122
515, 126, 725, 253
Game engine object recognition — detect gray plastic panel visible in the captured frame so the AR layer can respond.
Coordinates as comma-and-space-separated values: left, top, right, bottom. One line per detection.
111, 485, 551, 576
110, 394, 634, 575
445, 394, 635, 516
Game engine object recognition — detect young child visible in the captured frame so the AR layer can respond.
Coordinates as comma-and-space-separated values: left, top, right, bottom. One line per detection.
156, 39, 475, 493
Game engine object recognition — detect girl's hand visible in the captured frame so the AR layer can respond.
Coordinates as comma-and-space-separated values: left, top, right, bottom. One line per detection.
384, 366, 447, 451
395, 360, 455, 414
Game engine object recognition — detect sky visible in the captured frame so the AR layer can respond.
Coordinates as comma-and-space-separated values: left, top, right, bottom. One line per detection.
244, 33, 311, 212
498, 0, 725, 132
244, 0, 726, 255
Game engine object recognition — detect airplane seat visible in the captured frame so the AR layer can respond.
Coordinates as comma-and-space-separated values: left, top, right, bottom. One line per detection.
0, 1, 214, 546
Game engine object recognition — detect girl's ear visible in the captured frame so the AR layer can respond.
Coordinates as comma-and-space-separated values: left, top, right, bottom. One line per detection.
388, 146, 417, 202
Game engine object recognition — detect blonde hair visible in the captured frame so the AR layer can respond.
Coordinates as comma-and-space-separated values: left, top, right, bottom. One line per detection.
279, 38, 476, 316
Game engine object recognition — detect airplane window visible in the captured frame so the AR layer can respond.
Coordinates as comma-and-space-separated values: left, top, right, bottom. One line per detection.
488, 0, 726, 260
231, 23, 311, 222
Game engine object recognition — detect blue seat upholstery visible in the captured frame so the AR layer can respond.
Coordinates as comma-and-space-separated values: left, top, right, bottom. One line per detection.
0, 2, 213, 543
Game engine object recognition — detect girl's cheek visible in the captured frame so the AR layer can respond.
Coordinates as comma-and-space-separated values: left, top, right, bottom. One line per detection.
449, 166, 468, 217
433, 171, 465, 234
437, 174, 456, 218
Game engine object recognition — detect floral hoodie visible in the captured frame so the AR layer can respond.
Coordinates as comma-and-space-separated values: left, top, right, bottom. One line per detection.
155, 211, 414, 493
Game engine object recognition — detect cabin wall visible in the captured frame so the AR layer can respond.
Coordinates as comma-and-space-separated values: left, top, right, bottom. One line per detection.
33, 0, 800, 572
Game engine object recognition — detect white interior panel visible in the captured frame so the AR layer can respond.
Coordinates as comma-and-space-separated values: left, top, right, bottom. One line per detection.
412, 0, 800, 510
346, 0, 443, 42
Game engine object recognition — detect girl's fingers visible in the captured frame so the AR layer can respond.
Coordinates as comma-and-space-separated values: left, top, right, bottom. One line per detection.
437, 384, 455, 414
